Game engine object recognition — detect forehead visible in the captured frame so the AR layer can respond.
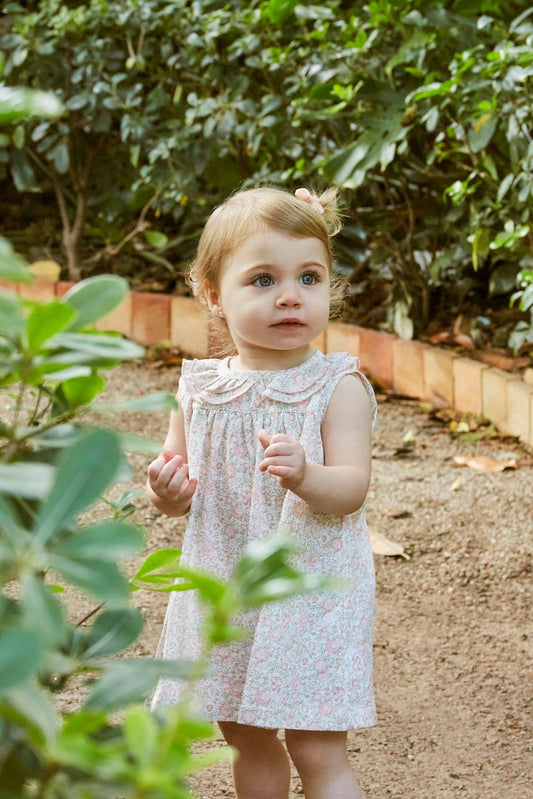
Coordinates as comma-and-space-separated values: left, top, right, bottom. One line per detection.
222, 228, 329, 272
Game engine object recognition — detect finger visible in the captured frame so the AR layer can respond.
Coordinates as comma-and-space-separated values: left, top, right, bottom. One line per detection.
147, 454, 166, 480
269, 433, 294, 444
259, 454, 292, 472
258, 429, 272, 450
153, 458, 185, 496
264, 442, 293, 459
163, 450, 176, 463
166, 461, 190, 492
268, 465, 292, 478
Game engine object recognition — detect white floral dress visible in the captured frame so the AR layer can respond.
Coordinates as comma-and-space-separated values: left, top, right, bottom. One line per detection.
151, 350, 377, 731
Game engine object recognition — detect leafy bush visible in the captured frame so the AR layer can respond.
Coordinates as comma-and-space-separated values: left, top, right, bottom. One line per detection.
1, 1, 532, 347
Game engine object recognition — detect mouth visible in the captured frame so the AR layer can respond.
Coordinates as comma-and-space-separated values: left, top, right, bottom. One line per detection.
272, 319, 305, 328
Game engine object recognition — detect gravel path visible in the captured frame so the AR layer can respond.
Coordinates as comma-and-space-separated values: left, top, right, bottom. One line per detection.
76, 360, 532, 799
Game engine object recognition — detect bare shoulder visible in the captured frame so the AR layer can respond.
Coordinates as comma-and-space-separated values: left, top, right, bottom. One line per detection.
325, 373, 374, 427
322, 374, 373, 468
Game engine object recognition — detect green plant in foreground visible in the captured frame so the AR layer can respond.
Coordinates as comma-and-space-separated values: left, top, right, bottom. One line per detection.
0, 83, 342, 797
509, 268, 533, 353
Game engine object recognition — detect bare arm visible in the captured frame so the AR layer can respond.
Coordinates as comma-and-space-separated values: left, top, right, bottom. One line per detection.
259, 375, 373, 515
146, 406, 197, 517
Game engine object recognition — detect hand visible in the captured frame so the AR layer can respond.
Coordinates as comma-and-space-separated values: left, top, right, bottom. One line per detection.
258, 429, 306, 490
147, 450, 197, 513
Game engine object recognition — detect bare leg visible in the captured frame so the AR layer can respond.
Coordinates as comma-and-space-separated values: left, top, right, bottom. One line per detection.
218, 721, 291, 799
285, 729, 364, 799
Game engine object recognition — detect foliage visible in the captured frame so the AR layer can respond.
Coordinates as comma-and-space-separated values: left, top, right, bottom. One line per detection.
0, 83, 335, 799
1, 1, 532, 347
509, 268, 533, 351
0, 249, 335, 797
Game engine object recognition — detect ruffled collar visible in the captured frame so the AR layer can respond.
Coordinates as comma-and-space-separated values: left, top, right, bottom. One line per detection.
180, 350, 361, 405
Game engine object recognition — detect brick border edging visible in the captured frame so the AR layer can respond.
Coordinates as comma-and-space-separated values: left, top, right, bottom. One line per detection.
5, 278, 533, 450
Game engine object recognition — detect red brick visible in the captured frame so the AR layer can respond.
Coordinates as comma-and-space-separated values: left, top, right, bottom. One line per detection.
55, 281, 76, 297
18, 278, 55, 303
0, 279, 19, 295
95, 293, 132, 337
325, 322, 360, 357
355, 326, 395, 390
392, 339, 429, 398
504, 381, 532, 444
481, 368, 520, 430
423, 348, 456, 407
453, 357, 488, 415
131, 292, 171, 346
170, 296, 209, 358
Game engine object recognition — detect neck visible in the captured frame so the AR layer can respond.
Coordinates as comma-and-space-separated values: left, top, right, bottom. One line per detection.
230, 345, 315, 372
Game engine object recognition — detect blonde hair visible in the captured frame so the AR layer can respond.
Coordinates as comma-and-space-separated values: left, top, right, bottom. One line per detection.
188, 187, 346, 351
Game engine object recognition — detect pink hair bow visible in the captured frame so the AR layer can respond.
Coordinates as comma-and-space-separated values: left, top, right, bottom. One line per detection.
294, 187, 324, 215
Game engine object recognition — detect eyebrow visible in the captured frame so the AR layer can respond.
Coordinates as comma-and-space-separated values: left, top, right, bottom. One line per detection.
242, 261, 328, 276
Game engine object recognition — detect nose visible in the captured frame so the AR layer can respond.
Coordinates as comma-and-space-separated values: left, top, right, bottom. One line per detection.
275, 282, 302, 308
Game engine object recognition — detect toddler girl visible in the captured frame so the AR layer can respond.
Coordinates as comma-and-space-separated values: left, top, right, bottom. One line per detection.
147, 187, 377, 799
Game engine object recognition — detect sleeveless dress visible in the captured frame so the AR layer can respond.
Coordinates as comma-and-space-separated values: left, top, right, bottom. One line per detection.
151, 349, 377, 731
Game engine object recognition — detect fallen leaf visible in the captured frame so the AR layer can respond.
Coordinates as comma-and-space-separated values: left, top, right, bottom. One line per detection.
386, 509, 413, 519
369, 530, 410, 559
453, 455, 518, 473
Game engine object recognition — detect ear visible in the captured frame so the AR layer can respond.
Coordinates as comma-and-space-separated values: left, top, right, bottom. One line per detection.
204, 280, 221, 314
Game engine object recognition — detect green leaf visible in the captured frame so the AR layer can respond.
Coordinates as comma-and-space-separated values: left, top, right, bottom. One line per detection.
133, 548, 182, 581
63, 276, 129, 329
0, 237, 33, 283
55, 519, 144, 561
52, 141, 69, 173
25, 301, 77, 353
144, 230, 169, 249
0, 292, 24, 337
242, 574, 342, 606
0, 86, 64, 124
31, 423, 83, 451
95, 390, 178, 414
471, 228, 491, 271
4, 682, 59, 745
114, 430, 165, 455
0, 495, 23, 547
85, 606, 144, 658
61, 374, 106, 409
50, 332, 144, 362
85, 659, 197, 711
0, 462, 55, 499
34, 429, 121, 545
21, 574, 67, 647
323, 110, 407, 188
0, 630, 43, 691
48, 554, 130, 600
123, 706, 158, 768
468, 113, 496, 153
260, 0, 298, 25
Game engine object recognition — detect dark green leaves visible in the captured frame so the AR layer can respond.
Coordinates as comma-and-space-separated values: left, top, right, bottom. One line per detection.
0, 630, 43, 691
62, 276, 129, 330
34, 429, 121, 545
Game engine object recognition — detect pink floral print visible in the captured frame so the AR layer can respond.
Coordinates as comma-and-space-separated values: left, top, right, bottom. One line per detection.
151, 350, 377, 731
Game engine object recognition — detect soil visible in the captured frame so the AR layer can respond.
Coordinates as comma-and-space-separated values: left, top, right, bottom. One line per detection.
68, 359, 532, 799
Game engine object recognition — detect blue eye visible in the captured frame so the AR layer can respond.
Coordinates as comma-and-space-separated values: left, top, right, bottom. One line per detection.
253, 274, 274, 287
300, 272, 318, 285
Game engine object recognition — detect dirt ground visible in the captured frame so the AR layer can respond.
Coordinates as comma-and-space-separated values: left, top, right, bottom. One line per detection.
74, 359, 532, 799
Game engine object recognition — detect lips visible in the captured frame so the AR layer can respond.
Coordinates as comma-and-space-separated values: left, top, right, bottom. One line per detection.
272, 318, 304, 327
